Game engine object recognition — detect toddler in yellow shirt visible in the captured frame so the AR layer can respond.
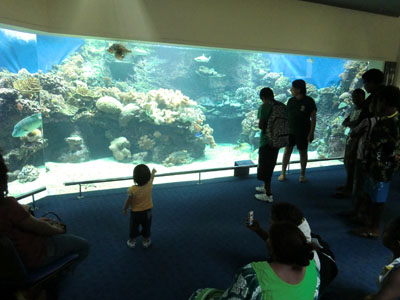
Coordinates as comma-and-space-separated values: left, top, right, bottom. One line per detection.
123, 164, 156, 248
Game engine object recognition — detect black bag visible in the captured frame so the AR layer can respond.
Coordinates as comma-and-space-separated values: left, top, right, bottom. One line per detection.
42, 212, 67, 232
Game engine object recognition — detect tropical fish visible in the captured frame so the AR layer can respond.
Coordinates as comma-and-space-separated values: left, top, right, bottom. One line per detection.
254, 131, 261, 138
131, 47, 150, 56
107, 43, 131, 60
195, 131, 203, 138
12, 113, 42, 137
194, 54, 211, 63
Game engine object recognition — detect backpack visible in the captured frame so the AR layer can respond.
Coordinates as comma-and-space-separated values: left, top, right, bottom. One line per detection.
267, 101, 290, 148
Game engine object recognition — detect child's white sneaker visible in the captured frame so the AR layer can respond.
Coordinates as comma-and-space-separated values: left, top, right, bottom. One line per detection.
127, 239, 136, 248
255, 193, 273, 203
142, 239, 152, 248
255, 185, 266, 193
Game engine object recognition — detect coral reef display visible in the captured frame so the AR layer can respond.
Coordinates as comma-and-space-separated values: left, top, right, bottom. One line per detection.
0, 30, 374, 191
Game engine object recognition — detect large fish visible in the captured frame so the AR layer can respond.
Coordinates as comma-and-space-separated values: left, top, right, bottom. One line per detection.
194, 54, 211, 63
12, 113, 42, 137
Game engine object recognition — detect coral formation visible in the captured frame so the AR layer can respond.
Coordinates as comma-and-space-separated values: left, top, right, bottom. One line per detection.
25, 129, 42, 143
162, 150, 193, 167
17, 165, 40, 183
109, 137, 131, 161
138, 135, 155, 151
96, 96, 123, 114
13, 76, 41, 98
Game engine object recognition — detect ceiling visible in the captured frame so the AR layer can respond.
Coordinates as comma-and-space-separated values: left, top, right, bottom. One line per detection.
300, 0, 400, 17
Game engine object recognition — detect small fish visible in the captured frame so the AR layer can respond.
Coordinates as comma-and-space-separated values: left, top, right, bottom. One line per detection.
107, 43, 131, 60
194, 54, 211, 63
254, 131, 261, 138
195, 131, 203, 138
12, 113, 42, 137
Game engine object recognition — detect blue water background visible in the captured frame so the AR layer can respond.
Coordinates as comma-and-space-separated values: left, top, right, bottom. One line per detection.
0, 28, 83, 73
265, 53, 346, 88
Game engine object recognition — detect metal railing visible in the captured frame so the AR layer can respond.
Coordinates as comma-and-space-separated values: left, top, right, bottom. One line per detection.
64, 157, 343, 198
15, 186, 46, 210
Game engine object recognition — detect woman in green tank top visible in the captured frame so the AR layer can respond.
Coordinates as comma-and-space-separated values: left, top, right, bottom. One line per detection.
189, 222, 320, 300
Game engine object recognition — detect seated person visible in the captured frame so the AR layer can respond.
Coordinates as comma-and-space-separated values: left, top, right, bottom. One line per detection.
0, 153, 89, 270
189, 221, 319, 300
247, 202, 337, 294
365, 216, 400, 299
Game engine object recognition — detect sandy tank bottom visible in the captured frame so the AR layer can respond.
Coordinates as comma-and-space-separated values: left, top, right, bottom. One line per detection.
9, 143, 342, 204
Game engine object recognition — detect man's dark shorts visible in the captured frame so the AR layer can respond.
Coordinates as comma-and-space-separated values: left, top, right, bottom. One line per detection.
288, 134, 308, 150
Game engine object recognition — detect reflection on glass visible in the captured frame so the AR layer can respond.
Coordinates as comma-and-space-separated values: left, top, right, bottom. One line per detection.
0, 27, 379, 196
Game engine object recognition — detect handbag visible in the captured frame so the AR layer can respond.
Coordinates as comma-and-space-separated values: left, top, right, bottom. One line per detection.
42, 212, 67, 232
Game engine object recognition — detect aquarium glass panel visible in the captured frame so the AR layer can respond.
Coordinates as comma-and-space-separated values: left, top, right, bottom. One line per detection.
0, 26, 383, 196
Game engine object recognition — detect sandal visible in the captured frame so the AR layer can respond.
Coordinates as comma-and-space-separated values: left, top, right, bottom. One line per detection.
349, 227, 379, 240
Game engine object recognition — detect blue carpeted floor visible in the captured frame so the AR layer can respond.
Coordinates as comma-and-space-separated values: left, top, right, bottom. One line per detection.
33, 165, 400, 300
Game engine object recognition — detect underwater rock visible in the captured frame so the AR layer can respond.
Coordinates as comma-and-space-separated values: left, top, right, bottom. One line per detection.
96, 96, 123, 114
38, 73, 69, 97
263, 72, 281, 87
17, 165, 40, 183
196, 96, 215, 107
65, 135, 84, 150
274, 76, 291, 96
59, 134, 90, 163
109, 137, 131, 161
0, 76, 15, 88
131, 152, 148, 163
339, 92, 352, 101
162, 150, 193, 167
0, 88, 18, 100
119, 103, 140, 127
275, 94, 287, 103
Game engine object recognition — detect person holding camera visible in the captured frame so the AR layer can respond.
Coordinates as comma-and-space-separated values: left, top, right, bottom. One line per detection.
189, 222, 320, 300
0, 153, 89, 269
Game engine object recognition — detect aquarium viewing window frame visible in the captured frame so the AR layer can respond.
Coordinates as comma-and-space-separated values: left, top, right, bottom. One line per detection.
1, 25, 383, 199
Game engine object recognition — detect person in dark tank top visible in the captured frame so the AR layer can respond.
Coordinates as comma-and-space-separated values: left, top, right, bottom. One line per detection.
278, 79, 317, 183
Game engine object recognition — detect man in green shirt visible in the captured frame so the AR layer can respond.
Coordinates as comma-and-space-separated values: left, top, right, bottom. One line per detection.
254, 87, 279, 202
278, 79, 317, 183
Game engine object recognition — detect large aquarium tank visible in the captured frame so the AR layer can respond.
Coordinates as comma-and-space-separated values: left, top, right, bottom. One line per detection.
0, 27, 383, 196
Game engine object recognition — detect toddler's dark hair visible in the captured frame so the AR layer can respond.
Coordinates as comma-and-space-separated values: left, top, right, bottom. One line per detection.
259, 87, 274, 100
362, 69, 384, 84
271, 202, 304, 226
269, 221, 314, 267
352, 88, 366, 99
133, 164, 151, 186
